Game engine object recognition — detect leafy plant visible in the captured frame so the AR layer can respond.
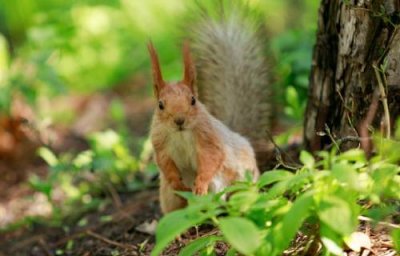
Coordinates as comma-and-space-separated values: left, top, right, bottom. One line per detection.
152, 138, 400, 255
29, 129, 140, 222
271, 29, 315, 121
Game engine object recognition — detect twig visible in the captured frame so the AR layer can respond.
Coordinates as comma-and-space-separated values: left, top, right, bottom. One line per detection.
106, 182, 122, 209
377, 27, 399, 65
373, 64, 391, 139
358, 92, 379, 157
38, 238, 52, 256
10, 235, 43, 253
199, 228, 220, 238
52, 230, 87, 247
324, 124, 340, 152
324, 135, 369, 151
266, 131, 302, 170
358, 215, 400, 229
86, 230, 137, 250
273, 151, 301, 171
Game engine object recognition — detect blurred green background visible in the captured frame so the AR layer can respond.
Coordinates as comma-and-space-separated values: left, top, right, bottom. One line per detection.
0, 0, 318, 118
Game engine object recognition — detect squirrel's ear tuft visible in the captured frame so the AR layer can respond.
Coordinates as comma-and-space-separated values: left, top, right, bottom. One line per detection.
182, 41, 196, 94
147, 41, 165, 98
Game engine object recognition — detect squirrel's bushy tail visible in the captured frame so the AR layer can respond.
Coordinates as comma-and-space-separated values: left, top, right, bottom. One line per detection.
189, 4, 273, 168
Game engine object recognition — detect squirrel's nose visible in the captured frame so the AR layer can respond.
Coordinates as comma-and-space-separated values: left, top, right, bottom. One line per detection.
174, 117, 185, 127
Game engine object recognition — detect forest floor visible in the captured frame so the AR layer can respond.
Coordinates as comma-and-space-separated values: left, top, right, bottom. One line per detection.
0, 89, 398, 256
1, 187, 397, 256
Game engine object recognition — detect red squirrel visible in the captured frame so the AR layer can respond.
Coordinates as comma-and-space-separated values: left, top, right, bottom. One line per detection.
148, 8, 271, 214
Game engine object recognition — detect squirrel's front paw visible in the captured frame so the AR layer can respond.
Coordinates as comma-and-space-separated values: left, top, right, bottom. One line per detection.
193, 184, 208, 195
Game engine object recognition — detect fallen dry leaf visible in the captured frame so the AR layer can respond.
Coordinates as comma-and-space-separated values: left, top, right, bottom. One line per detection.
345, 232, 372, 252
135, 219, 158, 235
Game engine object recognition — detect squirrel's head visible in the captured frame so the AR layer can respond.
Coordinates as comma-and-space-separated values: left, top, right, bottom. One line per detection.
148, 41, 198, 132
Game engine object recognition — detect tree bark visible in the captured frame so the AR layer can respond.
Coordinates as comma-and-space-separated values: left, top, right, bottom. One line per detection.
304, 0, 400, 152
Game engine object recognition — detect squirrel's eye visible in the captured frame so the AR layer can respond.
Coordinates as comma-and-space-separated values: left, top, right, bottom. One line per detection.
191, 96, 196, 106
158, 101, 164, 110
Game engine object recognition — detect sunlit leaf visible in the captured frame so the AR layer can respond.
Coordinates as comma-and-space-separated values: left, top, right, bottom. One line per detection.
178, 235, 220, 256
273, 192, 313, 251
219, 217, 261, 255
336, 149, 366, 163
152, 206, 211, 256
257, 170, 294, 188
321, 237, 343, 256
38, 147, 59, 167
318, 196, 356, 236
228, 189, 259, 213
300, 151, 315, 168
392, 228, 400, 253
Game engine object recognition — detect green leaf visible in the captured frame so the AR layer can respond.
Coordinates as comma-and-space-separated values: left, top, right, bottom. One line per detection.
178, 235, 220, 256
89, 130, 121, 151
228, 190, 259, 213
0, 34, 9, 74
274, 192, 313, 251
151, 207, 211, 256
38, 147, 59, 167
300, 151, 315, 168
319, 224, 344, 255
219, 217, 261, 255
318, 196, 356, 236
392, 228, 400, 253
265, 172, 312, 199
286, 86, 299, 108
331, 163, 361, 190
73, 150, 93, 168
257, 170, 294, 188
321, 237, 343, 256
225, 248, 237, 256
29, 175, 52, 198
336, 149, 366, 163
109, 99, 126, 122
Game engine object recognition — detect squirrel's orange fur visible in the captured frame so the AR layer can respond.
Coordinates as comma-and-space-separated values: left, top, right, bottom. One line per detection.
148, 42, 259, 214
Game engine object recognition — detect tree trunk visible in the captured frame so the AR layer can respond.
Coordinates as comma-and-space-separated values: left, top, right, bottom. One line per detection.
304, 0, 400, 153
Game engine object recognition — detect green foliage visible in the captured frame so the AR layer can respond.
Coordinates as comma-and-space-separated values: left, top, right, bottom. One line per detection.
393, 228, 400, 253
0, 0, 320, 115
0, 0, 190, 114
178, 235, 221, 256
151, 193, 222, 256
219, 217, 261, 255
271, 29, 315, 121
153, 142, 400, 255
30, 129, 140, 222
0, 0, 187, 92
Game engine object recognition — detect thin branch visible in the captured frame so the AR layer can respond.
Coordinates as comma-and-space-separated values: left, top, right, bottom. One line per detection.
266, 131, 302, 170
38, 238, 52, 256
106, 182, 122, 209
358, 215, 400, 229
325, 136, 374, 151
373, 64, 391, 139
324, 124, 340, 152
86, 230, 137, 250
358, 92, 379, 157
10, 235, 43, 253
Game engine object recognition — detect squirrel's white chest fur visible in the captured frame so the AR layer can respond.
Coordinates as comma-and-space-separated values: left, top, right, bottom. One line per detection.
166, 130, 198, 188
165, 130, 227, 192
